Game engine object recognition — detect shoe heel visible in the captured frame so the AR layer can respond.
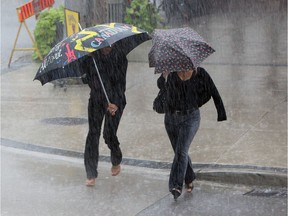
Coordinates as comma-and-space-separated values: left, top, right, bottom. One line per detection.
171, 189, 181, 200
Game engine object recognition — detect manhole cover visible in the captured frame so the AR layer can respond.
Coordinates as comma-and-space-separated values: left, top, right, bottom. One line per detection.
41, 117, 88, 126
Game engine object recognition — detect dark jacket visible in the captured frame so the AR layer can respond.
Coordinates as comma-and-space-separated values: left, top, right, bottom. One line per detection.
195, 67, 227, 121
157, 67, 227, 121
81, 49, 128, 108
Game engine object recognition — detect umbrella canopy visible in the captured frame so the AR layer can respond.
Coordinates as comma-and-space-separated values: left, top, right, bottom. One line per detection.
34, 22, 151, 85
148, 27, 215, 73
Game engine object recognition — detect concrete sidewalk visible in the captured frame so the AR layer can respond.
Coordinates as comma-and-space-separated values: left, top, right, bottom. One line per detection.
1, 57, 287, 187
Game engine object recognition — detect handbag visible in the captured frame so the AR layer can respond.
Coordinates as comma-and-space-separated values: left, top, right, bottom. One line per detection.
153, 87, 167, 114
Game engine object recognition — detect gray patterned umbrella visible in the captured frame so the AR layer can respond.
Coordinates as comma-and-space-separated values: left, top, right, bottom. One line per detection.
148, 27, 215, 73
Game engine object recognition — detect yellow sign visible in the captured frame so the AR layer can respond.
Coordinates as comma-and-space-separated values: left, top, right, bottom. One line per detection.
64, 8, 80, 36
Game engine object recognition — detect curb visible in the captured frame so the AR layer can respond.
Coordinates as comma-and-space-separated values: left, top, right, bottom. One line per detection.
196, 169, 287, 188
1, 138, 287, 188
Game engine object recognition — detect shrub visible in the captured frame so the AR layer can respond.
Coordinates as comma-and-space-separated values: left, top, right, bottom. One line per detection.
33, 6, 64, 60
124, 0, 161, 33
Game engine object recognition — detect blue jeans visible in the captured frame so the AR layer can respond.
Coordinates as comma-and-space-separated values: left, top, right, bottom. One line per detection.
164, 109, 200, 192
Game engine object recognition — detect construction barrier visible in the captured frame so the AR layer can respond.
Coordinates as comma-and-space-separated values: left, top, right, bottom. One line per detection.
17, 0, 54, 22
8, 0, 55, 67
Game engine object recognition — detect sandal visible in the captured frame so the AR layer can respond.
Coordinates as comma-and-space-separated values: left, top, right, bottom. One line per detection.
186, 182, 194, 193
171, 188, 181, 200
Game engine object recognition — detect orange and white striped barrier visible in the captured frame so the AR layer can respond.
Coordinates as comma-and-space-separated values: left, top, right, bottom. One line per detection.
8, 0, 55, 67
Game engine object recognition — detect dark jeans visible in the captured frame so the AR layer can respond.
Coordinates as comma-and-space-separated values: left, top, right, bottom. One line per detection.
84, 98, 124, 179
165, 109, 200, 192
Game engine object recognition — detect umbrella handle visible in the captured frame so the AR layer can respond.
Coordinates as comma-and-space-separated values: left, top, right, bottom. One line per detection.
92, 57, 111, 104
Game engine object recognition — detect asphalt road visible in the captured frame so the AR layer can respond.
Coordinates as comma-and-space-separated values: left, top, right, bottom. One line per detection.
2, 147, 287, 216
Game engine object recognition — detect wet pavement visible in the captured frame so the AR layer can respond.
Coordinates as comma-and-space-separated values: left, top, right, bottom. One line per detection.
1, 0, 287, 215
2, 147, 287, 216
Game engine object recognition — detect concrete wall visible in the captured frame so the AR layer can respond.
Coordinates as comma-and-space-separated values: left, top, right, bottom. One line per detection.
127, 40, 152, 63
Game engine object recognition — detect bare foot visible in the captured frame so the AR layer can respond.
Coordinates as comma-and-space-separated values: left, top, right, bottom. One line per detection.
186, 182, 194, 193
85, 178, 96, 186
111, 165, 121, 176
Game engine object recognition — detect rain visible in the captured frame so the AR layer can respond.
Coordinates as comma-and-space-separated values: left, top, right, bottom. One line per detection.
1, 0, 287, 215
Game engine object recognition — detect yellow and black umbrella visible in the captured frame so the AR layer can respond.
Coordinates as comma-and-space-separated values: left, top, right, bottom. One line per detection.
34, 23, 151, 102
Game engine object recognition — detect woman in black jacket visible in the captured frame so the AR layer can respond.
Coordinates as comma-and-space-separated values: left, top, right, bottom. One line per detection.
157, 67, 226, 200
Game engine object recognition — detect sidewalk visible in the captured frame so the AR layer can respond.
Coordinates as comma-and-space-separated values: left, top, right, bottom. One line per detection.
1, 59, 287, 188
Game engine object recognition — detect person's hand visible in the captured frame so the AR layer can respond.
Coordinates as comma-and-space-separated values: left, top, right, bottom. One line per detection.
107, 103, 118, 116
163, 71, 169, 79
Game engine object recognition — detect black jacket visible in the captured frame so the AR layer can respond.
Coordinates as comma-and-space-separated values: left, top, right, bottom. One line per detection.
157, 67, 227, 121
195, 67, 227, 121
81, 49, 128, 108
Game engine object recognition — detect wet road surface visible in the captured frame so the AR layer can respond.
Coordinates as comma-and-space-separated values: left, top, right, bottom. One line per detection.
2, 147, 286, 216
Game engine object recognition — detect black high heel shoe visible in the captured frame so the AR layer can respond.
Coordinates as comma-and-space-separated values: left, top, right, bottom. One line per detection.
171, 188, 181, 200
